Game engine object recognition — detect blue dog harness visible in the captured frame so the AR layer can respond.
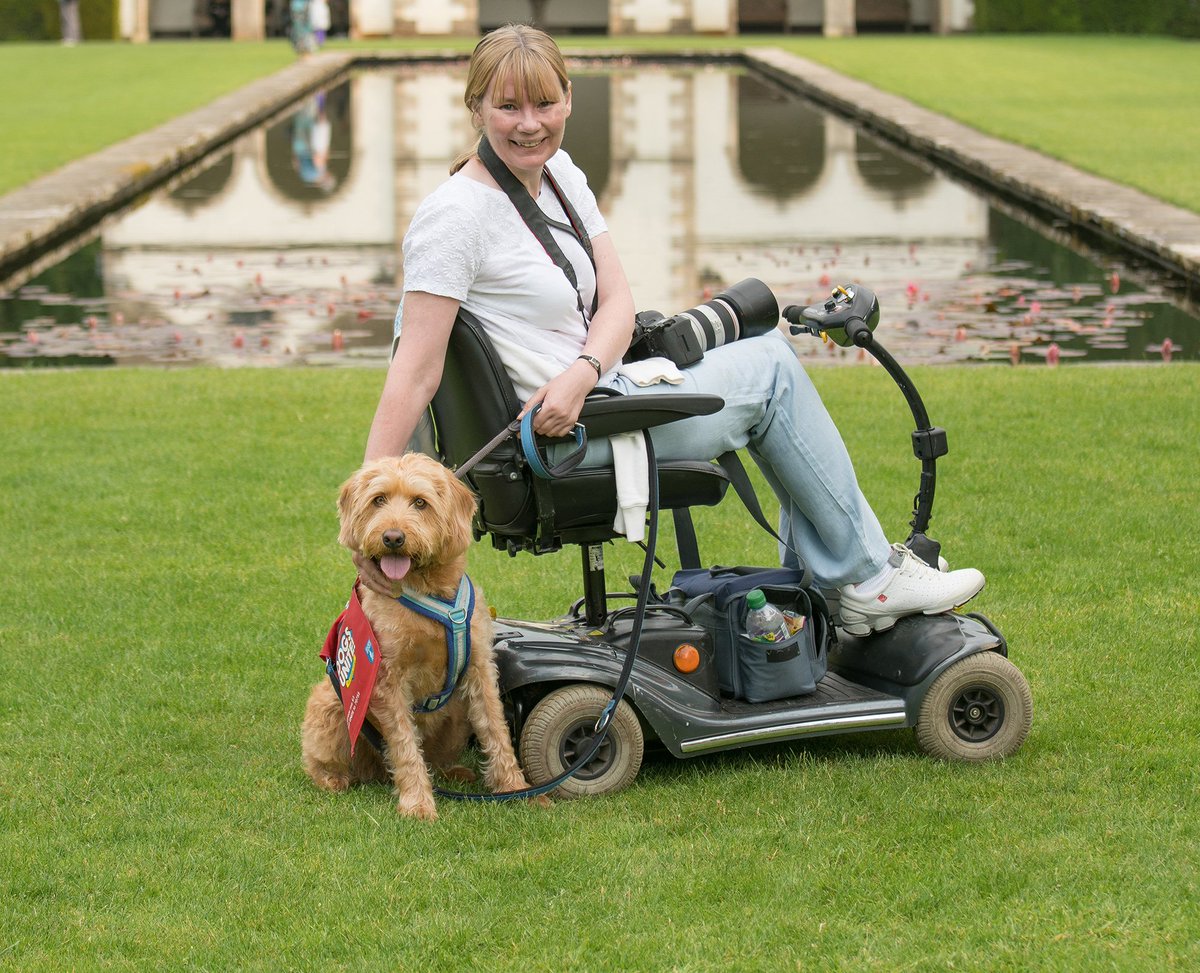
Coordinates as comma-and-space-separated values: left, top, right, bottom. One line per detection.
399, 575, 475, 714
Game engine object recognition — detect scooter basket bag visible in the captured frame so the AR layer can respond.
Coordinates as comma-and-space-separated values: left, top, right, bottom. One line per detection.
669, 566, 831, 703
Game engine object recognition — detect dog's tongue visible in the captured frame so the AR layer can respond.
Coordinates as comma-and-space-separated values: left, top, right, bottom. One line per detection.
379, 555, 411, 581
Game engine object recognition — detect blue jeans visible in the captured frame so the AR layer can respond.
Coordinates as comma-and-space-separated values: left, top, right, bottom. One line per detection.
595, 332, 891, 589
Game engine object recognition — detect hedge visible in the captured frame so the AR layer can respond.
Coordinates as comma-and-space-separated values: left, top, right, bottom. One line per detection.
973, 0, 1200, 37
0, 0, 116, 41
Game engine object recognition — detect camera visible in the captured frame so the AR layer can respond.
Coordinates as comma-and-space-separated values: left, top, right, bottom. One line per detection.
625, 278, 781, 368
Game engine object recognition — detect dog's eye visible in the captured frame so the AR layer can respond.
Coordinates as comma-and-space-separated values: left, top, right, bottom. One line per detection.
372, 495, 387, 507
411, 497, 427, 509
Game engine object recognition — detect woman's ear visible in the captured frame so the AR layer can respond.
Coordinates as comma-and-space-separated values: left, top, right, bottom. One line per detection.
563, 80, 572, 117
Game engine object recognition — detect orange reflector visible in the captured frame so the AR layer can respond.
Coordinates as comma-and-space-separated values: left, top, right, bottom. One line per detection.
673, 644, 701, 674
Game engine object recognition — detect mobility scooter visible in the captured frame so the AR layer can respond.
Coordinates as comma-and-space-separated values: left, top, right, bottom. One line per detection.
427, 280, 1033, 798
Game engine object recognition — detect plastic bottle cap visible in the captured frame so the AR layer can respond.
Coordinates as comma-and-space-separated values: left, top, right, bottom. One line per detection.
745, 589, 766, 609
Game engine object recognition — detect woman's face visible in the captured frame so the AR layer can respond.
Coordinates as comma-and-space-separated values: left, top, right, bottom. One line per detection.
476, 78, 572, 184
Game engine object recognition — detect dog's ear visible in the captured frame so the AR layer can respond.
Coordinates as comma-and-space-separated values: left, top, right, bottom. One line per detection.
337, 468, 367, 550
442, 467, 479, 554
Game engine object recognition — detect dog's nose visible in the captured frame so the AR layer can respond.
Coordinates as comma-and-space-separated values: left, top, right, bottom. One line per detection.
382, 529, 406, 550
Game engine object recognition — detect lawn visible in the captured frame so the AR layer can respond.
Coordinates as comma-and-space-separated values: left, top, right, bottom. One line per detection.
770, 34, 1200, 215
0, 40, 299, 195
2, 35, 1199, 212
2, 363, 1197, 969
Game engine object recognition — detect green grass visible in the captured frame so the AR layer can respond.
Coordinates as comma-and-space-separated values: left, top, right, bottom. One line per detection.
2, 364, 1198, 969
3, 35, 1200, 212
769, 34, 1200, 214
0, 41, 297, 195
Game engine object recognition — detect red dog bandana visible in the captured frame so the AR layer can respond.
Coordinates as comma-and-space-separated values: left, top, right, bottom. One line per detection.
320, 582, 380, 756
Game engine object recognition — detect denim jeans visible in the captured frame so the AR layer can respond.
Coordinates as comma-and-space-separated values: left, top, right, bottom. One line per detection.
594, 331, 891, 589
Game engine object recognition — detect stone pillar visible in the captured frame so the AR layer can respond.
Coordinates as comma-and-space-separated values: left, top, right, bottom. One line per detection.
931, 0, 954, 34
131, 0, 149, 41
692, 0, 736, 34
611, 0, 689, 35
391, 0, 479, 35
823, 0, 856, 37
231, 0, 265, 39
352, 0, 392, 36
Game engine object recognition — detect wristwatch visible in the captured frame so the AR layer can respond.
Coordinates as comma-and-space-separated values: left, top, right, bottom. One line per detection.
577, 354, 602, 379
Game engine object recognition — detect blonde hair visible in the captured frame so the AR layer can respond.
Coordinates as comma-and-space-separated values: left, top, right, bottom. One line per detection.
450, 24, 571, 175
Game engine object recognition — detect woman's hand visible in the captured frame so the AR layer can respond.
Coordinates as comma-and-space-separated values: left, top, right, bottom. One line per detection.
352, 551, 398, 597
520, 358, 597, 438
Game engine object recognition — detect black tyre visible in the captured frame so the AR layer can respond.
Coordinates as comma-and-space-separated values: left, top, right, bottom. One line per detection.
916, 652, 1032, 761
519, 685, 644, 798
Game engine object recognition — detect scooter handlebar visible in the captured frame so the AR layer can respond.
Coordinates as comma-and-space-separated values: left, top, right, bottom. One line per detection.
843, 315, 873, 347
783, 284, 880, 348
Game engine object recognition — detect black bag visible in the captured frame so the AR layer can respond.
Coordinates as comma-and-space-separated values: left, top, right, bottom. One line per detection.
668, 566, 831, 703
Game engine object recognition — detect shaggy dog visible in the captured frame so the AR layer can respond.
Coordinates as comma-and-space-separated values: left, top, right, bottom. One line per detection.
301, 453, 535, 820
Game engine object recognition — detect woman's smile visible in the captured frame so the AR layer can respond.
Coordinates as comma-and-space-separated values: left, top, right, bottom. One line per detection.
475, 80, 572, 194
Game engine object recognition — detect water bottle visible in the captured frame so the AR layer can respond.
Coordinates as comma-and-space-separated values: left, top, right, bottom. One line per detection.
744, 589, 790, 643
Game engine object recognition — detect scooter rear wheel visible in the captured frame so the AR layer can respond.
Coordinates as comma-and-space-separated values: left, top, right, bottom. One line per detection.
916, 651, 1032, 761
519, 684, 644, 798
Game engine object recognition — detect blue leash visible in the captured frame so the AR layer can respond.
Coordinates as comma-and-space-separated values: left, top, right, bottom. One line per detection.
429, 415, 657, 801
435, 429, 659, 802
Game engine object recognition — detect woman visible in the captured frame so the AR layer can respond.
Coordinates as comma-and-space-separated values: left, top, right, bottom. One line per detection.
360, 24, 984, 634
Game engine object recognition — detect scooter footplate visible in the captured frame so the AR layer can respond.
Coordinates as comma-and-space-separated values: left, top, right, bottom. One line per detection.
676, 673, 908, 756
718, 672, 897, 714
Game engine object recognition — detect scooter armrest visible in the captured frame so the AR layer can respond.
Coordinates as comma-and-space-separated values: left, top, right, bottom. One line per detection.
577, 393, 724, 438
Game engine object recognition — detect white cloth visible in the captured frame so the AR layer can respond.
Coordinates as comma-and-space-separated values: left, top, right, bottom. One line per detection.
396, 149, 612, 402
617, 357, 685, 387
609, 431, 649, 542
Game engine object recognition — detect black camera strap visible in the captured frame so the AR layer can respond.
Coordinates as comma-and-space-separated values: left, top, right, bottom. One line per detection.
477, 136, 598, 321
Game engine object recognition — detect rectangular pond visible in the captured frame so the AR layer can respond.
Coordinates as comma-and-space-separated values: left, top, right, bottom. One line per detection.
1, 62, 1195, 368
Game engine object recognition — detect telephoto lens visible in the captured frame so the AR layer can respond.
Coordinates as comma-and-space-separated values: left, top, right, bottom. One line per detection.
626, 278, 782, 367
677, 277, 780, 352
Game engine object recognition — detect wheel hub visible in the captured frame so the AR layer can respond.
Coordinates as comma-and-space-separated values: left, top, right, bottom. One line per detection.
949, 685, 1004, 742
560, 719, 614, 780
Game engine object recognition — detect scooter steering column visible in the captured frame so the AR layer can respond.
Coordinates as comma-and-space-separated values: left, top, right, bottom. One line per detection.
783, 284, 948, 570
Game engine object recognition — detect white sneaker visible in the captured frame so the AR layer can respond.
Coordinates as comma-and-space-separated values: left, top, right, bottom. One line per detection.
838, 543, 984, 635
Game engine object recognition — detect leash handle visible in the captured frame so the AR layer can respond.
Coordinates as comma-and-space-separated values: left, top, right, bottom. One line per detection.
519, 406, 587, 479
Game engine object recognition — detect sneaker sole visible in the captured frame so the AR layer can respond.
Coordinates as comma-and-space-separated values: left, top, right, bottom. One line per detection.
838, 584, 985, 636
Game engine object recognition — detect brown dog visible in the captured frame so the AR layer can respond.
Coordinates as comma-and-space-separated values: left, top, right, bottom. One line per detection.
301, 453, 535, 820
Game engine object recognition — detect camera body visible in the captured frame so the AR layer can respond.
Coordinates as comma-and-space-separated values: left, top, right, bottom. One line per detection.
625, 278, 780, 369
627, 309, 706, 367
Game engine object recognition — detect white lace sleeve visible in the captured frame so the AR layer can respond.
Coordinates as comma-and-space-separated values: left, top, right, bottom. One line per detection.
401, 192, 484, 300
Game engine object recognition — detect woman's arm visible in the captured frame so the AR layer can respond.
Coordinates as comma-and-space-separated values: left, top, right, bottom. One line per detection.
522, 231, 635, 438
363, 291, 461, 463
355, 291, 460, 595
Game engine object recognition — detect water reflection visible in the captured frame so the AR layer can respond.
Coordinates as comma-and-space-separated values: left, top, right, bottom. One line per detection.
1, 64, 1194, 368
737, 73, 826, 201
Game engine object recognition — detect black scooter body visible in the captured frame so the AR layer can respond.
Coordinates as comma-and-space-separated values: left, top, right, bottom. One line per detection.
495, 609, 1005, 760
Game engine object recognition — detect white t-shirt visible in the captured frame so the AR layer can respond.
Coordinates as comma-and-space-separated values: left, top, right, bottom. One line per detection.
396, 149, 612, 402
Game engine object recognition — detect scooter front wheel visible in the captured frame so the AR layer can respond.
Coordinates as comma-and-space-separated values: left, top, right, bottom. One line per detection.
916, 652, 1033, 761
519, 685, 644, 798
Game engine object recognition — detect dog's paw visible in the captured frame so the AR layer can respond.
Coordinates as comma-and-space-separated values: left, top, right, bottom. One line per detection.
308, 770, 352, 793
528, 794, 553, 809
397, 795, 438, 821
440, 764, 478, 784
